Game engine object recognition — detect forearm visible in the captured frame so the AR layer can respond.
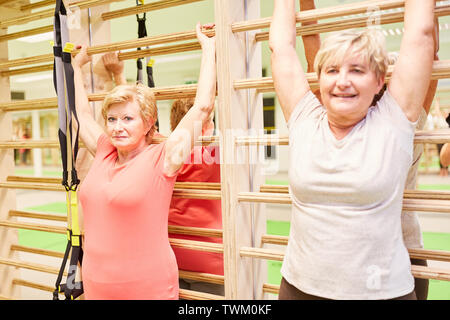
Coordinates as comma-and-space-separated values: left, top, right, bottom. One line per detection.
194, 44, 216, 123
404, 0, 435, 39
270, 0, 297, 52
73, 66, 93, 118
299, 0, 320, 73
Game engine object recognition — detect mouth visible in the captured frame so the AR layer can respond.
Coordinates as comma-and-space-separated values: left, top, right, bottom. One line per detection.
331, 93, 358, 98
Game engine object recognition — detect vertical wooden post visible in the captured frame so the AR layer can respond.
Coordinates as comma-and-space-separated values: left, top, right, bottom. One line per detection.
0, 6, 21, 300
215, 0, 265, 299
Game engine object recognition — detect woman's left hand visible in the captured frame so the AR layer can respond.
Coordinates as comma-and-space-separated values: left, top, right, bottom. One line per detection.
196, 22, 215, 49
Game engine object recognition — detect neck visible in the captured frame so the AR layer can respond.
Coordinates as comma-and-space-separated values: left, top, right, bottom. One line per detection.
116, 141, 148, 165
327, 118, 357, 140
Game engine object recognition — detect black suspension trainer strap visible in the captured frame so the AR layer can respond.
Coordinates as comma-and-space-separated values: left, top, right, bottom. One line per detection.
53, 0, 83, 300
136, 0, 158, 128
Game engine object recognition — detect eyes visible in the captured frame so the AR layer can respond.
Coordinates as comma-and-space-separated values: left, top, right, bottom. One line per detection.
325, 67, 365, 74
107, 116, 134, 123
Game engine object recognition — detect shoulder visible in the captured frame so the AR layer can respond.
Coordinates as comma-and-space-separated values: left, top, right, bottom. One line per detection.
287, 90, 324, 129
95, 133, 116, 159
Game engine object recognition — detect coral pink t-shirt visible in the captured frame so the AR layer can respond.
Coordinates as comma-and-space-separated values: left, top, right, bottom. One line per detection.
168, 145, 223, 275
79, 134, 179, 299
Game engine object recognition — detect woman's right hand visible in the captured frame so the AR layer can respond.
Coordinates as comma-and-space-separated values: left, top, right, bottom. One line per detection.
72, 45, 92, 69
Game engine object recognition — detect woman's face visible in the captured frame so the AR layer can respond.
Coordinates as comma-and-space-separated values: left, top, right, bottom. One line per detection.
319, 51, 384, 126
106, 100, 152, 153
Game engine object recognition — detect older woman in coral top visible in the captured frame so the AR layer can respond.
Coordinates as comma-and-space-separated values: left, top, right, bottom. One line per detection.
72, 23, 216, 300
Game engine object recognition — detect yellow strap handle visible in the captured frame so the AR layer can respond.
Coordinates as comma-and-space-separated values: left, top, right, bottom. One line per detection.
70, 190, 81, 246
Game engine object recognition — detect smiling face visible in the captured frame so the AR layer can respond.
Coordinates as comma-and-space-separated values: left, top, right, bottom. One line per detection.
105, 99, 152, 153
319, 50, 385, 127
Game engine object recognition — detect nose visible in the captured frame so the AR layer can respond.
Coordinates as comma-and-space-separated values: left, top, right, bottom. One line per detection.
336, 70, 350, 88
113, 119, 124, 132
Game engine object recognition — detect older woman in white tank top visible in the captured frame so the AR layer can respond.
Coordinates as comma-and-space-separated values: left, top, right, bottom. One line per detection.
269, 0, 435, 300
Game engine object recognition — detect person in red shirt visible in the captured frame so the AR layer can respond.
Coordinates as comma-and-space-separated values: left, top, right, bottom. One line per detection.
168, 97, 223, 296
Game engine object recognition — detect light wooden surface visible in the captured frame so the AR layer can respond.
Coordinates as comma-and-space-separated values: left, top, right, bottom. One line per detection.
0, 5, 21, 300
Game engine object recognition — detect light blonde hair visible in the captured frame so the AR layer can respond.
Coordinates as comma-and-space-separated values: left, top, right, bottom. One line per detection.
314, 28, 388, 80
102, 83, 157, 139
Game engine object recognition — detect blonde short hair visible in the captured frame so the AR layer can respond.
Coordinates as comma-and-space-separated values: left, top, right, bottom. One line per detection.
102, 83, 157, 138
314, 28, 388, 80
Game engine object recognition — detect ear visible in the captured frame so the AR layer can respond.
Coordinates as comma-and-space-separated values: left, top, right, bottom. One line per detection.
376, 75, 385, 92
145, 117, 155, 135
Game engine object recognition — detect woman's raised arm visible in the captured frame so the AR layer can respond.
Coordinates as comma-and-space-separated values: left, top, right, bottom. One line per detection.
270, 0, 310, 122
388, 0, 435, 122
72, 45, 104, 156
163, 23, 216, 176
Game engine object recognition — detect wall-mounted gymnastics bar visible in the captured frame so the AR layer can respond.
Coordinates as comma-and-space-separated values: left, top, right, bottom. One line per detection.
0, 25, 54, 43
2, 175, 450, 206
4, 3, 450, 72
0, 130, 448, 150
239, 247, 450, 283
101, 0, 206, 21
19, 0, 55, 11
253, 4, 450, 42
0, 0, 203, 28
0, 83, 200, 112
230, 0, 443, 34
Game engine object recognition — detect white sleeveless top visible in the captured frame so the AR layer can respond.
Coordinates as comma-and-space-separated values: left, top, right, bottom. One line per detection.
281, 90, 416, 300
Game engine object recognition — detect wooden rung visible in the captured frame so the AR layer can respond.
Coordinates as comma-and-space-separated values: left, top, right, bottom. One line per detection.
0, 181, 64, 191
0, 0, 125, 28
240, 246, 284, 262
408, 248, 450, 263
0, 257, 66, 276
234, 131, 450, 146
0, 180, 221, 200
13, 278, 222, 300
102, 0, 206, 21
10, 244, 65, 259
7, 176, 61, 184
0, 220, 66, 234
9, 210, 66, 222
179, 270, 224, 285
411, 265, 450, 282
0, 26, 53, 43
20, 0, 55, 11
0, 217, 224, 242
12, 278, 59, 295
0, 64, 53, 77
231, 0, 443, 33
170, 238, 223, 254
173, 189, 221, 200
262, 283, 279, 295
254, 5, 450, 42
260, 234, 289, 246
0, 42, 203, 76
0, 83, 200, 112
259, 185, 450, 201
238, 191, 450, 213
169, 225, 223, 238
179, 288, 224, 300
234, 60, 450, 94
260, 234, 450, 262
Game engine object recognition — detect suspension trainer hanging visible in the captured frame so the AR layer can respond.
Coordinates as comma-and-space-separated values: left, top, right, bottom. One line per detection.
52, 0, 83, 300
136, 0, 159, 128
